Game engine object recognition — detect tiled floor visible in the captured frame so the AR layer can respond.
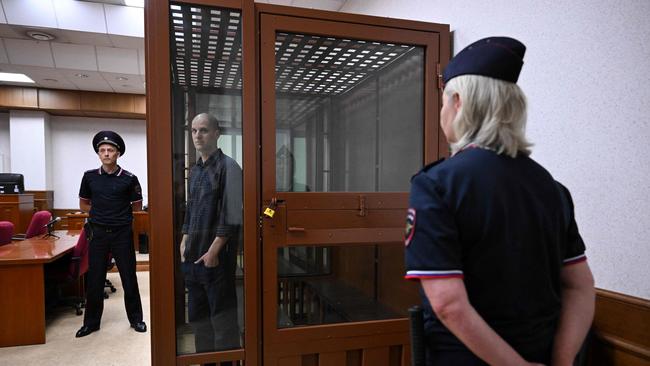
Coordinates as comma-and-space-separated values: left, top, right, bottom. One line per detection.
0, 272, 151, 366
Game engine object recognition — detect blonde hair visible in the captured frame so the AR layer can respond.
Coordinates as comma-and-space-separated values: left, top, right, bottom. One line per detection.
444, 75, 532, 157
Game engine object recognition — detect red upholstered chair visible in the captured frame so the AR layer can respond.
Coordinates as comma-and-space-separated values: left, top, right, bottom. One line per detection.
0, 221, 14, 245
46, 229, 90, 315
25, 210, 52, 238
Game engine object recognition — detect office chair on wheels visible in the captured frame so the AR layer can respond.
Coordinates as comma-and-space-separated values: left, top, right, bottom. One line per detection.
47, 229, 89, 315
104, 254, 117, 299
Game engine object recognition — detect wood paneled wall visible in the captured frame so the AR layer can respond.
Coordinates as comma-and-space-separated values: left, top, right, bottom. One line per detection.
24, 190, 53, 213
51, 209, 80, 230
0, 86, 145, 119
589, 289, 650, 366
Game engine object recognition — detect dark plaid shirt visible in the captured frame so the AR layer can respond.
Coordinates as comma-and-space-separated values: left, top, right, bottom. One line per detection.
182, 149, 242, 263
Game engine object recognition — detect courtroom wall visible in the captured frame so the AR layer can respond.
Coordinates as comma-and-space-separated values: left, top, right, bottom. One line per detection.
0, 113, 9, 172
342, 0, 650, 299
50, 116, 147, 209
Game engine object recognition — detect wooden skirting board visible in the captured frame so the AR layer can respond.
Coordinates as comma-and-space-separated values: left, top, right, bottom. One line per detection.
109, 262, 149, 272
590, 289, 650, 366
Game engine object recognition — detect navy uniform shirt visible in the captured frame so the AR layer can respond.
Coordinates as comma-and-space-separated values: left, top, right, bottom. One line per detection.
182, 149, 242, 263
79, 166, 143, 226
404, 147, 586, 357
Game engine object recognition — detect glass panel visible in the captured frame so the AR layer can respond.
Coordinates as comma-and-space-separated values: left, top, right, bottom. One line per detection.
275, 33, 424, 192
277, 244, 420, 328
169, 2, 244, 356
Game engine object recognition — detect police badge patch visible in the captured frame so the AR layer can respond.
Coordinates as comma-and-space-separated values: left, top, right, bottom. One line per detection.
404, 208, 416, 246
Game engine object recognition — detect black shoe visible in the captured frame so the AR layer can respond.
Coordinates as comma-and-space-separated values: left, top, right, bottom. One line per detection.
75, 325, 99, 338
131, 321, 147, 333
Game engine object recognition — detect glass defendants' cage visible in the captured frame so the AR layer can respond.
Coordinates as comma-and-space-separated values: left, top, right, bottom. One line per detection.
146, 1, 449, 365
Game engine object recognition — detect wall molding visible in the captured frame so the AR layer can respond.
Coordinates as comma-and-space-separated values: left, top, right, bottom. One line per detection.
0, 86, 145, 119
590, 288, 650, 365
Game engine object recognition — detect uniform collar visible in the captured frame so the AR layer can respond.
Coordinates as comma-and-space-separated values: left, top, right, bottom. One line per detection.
197, 149, 222, 167
451, 143, 481, 157
99, 165, 123, 176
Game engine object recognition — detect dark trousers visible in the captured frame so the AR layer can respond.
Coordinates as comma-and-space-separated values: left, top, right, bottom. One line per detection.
83, 223, 143, 328
182, 259, 240, 365
426, 348, 487, 366
425, 335, 552, 366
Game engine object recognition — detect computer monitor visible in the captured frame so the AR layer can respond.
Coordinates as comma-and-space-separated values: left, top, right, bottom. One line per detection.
0, 173, 25, 194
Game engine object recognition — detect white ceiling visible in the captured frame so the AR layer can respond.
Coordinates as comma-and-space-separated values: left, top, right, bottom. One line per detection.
0, 0, 347, 95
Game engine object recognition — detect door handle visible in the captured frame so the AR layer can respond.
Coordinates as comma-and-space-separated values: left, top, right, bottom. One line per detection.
288, 227, 305, 232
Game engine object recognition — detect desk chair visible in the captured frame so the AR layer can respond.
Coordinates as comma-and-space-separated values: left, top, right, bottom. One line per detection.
48, 229, 90, 315
26, 210, 52, 238
0, 221, 14, 245
104, 254, 117, 298
0, 221, 13, 245
13, 210, 51, 240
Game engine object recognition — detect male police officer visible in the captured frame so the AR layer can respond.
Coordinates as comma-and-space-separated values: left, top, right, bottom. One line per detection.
76, 131, 147, 337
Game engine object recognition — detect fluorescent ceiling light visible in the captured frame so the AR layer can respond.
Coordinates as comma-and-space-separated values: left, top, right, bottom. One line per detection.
0, 72, 35, 83
124, 0, 144, 7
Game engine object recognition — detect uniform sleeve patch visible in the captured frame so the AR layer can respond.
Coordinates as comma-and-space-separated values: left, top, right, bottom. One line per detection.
404, 208, 416, 246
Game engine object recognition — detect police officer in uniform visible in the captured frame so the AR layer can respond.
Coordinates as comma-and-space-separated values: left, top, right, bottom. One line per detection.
76, 131, 147, 337
404, 37, 595, 365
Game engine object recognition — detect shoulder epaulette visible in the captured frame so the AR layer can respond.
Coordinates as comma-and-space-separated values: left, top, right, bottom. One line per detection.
410, 158, 446, 181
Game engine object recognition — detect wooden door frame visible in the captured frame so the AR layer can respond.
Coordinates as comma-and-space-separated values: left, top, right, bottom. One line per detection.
257, 5, 449, 366
146, 0, 259, 365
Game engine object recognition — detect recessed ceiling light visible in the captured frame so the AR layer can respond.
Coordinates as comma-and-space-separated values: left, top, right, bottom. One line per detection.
74, 73, 89, 78
124, 0, 144, 7
116, 76, 129, 81
43, 78, 58, 82
0, 72, 35, 83
121, 84, 131, 88
26, 31, 55, 41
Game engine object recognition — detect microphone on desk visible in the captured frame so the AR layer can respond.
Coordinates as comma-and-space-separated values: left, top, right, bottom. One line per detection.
43, 216, 62, 228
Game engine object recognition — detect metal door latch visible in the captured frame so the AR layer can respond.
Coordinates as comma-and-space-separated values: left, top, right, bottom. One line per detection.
358, 195, 367, 217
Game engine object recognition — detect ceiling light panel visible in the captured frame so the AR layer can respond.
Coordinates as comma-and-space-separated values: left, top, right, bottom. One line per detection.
274, 32, 413, 96
124, 0, 145, 7
170, 3, 242, 90
0, 72, 35, 83
169, 3, 413, 97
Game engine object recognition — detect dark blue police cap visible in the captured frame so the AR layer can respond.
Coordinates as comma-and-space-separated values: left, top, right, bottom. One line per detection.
443, 36, 526, 84
93, 131, 125, 156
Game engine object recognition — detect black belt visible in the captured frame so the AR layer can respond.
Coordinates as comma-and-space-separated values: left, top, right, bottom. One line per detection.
89, 222, 130, 232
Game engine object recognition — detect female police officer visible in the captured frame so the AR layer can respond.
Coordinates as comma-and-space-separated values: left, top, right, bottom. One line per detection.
404, 37, 595, 365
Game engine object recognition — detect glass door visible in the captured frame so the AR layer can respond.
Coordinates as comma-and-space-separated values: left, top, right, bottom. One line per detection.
260, 12, 443, 366
168, 2, 248, 365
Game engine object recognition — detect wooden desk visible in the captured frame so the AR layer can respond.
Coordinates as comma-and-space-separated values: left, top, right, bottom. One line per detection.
0, 194, 35, 233
133, 211, 149, 250
24, 190, 54, 213
66, 212, 150, 252
0, 230, 79, 347
65, 213, 86, 231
